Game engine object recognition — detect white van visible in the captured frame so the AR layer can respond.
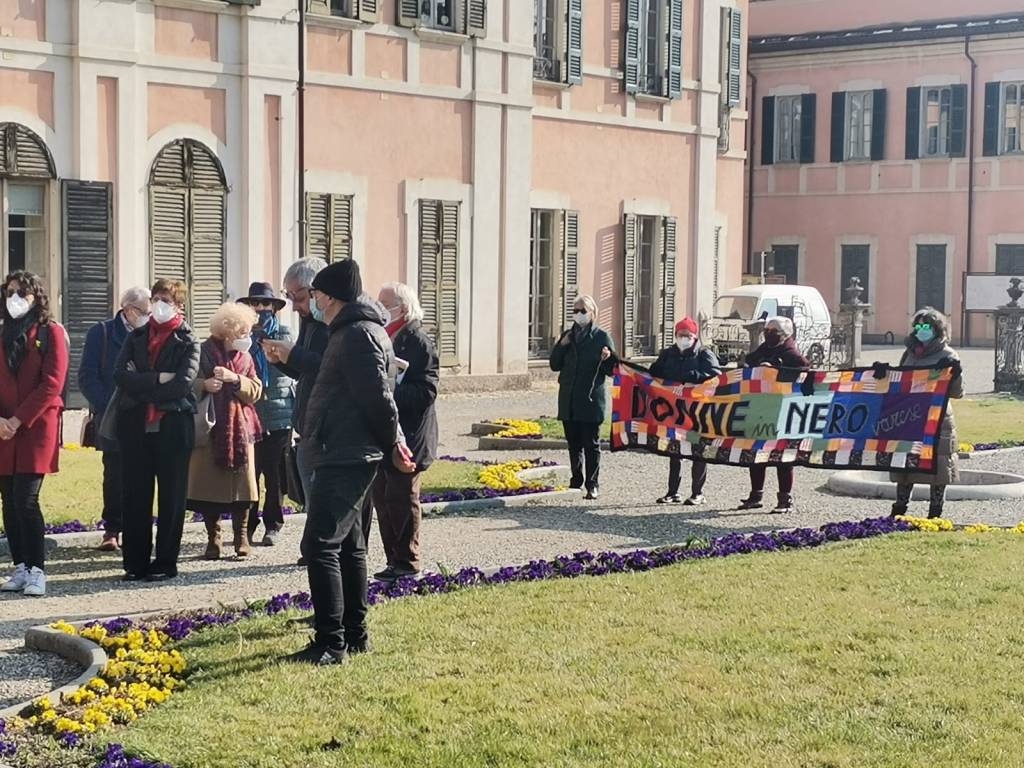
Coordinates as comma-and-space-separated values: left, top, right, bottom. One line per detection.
708, 284, 834, 366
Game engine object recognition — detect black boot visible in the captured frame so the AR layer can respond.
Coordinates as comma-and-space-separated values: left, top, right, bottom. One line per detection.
890, 502, 908, 519
772, 494, 794, 514
738, 492, 763, 510
927, 505, 944, 520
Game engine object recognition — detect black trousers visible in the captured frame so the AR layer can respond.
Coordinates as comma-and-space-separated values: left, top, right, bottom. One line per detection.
749, 465, 794, 496
301, 462, 376, 653
118, 409, 194, 576
0, 474, 45, 569
562, 420, 601, 491
250, 428, 291, 534
101, 450, 123, 536
667, 457, 708, 497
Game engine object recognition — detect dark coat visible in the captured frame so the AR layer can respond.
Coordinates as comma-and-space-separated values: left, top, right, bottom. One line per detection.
549, 324, 616, 424
77, 314, 131, 451
0, 321, 69, 476
650, 342, 722, 384
744, 336, 809, 370
254, 324, 295, 433
113, 321, 201, 415
275, 314, 329, 436
304, 302, 400, 469
392, 320, 439, 471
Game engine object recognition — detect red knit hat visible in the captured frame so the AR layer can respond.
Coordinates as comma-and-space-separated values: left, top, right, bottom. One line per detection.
675, 317, 699, 336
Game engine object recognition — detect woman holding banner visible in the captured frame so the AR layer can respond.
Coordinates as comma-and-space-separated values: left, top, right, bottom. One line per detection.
550, 295, 615, 500
651, 317, 721, 505
889, 308, 964, 519
738, 316, 808, 514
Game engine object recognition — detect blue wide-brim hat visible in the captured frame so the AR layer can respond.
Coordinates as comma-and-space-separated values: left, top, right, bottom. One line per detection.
237, 281, 286, 311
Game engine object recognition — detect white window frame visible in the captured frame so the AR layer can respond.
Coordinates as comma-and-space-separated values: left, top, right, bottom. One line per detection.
637, 0, 665, 97
845, 90, 873, 161
634, 213, 661, 357
420, 0, 456, 32
1, 180, 50, 281
921, 86, 953, 158
774, 94, 803, 164
533, 0, 562, 82
528, 208, 561, 359
1001, 81, 1024, 155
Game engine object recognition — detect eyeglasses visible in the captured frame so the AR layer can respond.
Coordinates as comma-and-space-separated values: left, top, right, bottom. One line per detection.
4, 287, 30, 299
285, 288, 310, 302
913, 323, 933, 333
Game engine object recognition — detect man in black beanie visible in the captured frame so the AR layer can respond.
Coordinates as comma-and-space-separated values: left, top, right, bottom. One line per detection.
286, 259, 415, 665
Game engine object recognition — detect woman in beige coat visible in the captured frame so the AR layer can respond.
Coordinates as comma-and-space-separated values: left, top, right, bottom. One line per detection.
188, 303, 264, 559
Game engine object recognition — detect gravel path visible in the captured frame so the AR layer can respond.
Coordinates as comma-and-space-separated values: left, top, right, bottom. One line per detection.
1, 382, 1021, 710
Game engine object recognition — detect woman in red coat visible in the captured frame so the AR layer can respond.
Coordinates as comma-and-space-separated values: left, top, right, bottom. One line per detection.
0, 271, 68, 598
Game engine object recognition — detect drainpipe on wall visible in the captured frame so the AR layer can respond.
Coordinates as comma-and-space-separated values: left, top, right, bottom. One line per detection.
297, 0, 306, 261
745, 71, 758, 276
964, 35, 977, 346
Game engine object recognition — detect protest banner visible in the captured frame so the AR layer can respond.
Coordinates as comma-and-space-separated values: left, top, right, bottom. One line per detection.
610, 361, 957, 473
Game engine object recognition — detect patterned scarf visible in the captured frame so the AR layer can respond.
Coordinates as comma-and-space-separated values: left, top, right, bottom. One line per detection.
145, 314, 183, 426
250, 310, 279, 388
208, 340, 262, 470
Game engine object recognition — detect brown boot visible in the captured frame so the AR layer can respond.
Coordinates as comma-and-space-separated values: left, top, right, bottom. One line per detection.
203, 513, 222, 560
232, 508, 251, 558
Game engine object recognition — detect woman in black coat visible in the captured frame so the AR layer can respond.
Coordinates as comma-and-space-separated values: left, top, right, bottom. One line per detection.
738, 316, 809, 514
549, 295, 615, 500
649, 317, 722, 505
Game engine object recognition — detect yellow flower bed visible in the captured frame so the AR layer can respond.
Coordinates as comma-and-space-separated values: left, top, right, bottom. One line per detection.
492, 419, 543, 439
959, 442, 975, 454
26, 622, 187, 738
894, 515, 955, 532
479, 460, 545, 492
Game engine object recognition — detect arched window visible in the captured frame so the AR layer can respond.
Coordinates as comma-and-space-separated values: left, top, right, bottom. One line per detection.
148, 139, 227, 335
0, 122, 56, 280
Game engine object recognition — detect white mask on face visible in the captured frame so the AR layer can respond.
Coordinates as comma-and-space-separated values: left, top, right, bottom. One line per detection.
231, 337, 252, 353
573, 311, 591, 327
132, 311, 151, 329
676, 336, 695, 352
152, 300, 177, 325
5, 294, 31, 320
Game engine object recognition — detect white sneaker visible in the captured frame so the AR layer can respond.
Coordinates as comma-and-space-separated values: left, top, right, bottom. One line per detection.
22, 567, 46, 597
1, 563, 28, 592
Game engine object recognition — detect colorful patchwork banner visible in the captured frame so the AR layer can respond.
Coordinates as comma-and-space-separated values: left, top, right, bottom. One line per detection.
610, 361, 956, 473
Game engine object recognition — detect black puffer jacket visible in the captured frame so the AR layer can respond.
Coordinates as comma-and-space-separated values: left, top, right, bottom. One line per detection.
392, 320, 439, 471
113, 321, 200, 414
304, 302, 399, 469
650, 342, 721, 384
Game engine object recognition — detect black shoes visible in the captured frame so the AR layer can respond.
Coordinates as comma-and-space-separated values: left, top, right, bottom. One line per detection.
738, 494, 764, 510
890, 503, 908, 519
771, 494, 794, 514
373, 566, 421, 583
657, 494, 682, 504
145, 569, 177, 582
585, 486, 600, 500
684, 494, 706, 506
122, 572, 145, 582
283, 642, 347, 666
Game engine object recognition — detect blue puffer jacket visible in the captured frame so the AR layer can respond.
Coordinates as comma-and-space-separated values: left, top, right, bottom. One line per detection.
254, 325, 295, 433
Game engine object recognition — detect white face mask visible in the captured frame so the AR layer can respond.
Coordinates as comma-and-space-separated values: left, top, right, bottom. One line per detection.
132, 311, 151, 329
5, 294, 31, 320
573, 311, 591, 327
152, 300, 177, 324
231, 337, 252, 353
676, 336, 695, 352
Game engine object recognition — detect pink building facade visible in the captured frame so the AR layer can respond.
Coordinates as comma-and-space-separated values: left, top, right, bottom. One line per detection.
0, 0, 747, 402
747, 0, 1024, 344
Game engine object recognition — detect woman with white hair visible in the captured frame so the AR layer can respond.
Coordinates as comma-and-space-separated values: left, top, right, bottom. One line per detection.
549, 295, 616, 500
187, 302, 264, 559
738, 316, 809, 513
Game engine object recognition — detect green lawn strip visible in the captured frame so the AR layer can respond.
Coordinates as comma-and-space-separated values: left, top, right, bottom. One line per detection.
113, 534, 1024, 768
7, 456, 484, 532
538, 416, 611, 441
952, 396, 1024, 444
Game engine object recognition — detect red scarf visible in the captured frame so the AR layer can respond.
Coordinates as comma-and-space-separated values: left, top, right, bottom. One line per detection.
207, 340, 262, 471
145, 314, 183, 425
385, 318, 406, 339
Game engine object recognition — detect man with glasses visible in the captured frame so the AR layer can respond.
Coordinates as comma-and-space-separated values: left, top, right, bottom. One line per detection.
262, 257, 329, 565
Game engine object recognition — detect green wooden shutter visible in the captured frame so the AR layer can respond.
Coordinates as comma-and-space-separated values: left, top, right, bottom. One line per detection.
565, 0, 583, 85
0, 123, 55, 178
949, 83, 968, 158
905, 87, 921, 160
63, 180, 113, 409
438, 201, 460, 366
465, 0, 486, 36
150, 187, 189, 285
726, 8, 742, 106
305, 193, 331, 261
666, 0, 683, 99
871, 88, 887, 161
330, 194, 353, 262
189, 187, 226, 337
830, 91, 846, 163
623, 213, 638, 358
418, 201, 440, 355
357, 0, 380, 22
623, 0, 640, 94
562, 210, 580, 327
983, 82, 1001, 157
799, 93, 816, 164
761, 96, 775, 165
659, 217, 677, 351
397, 0, 418, 27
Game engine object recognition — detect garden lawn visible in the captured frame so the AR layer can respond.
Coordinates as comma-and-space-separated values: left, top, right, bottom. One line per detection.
114, 533, 1024, 768
2, 454, 484, 532
538, 416, 611, 440
953, 395, 1024, 444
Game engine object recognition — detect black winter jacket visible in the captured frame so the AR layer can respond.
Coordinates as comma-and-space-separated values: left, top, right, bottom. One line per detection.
650, 342, 721, 384
744, 336, 809, 370
113, 321, 200, 414
303, 302, 400, 469
275, 314, 329, 435
392, 320, 439, 471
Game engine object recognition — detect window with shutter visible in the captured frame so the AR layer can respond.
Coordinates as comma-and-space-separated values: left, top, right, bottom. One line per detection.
629, 214, 660, 358
919, 86, 957, 158
306, 0, 361, 18
915, 244, 946, 313
562, 210, 579, 329
533, 0, 562, 82
844, 91, 873, 161
565, 0, 582, 85
995, 244, 1024, 274
148, 139, 227, 335
62, 180, 113, 409
528, 209, 558, 359
840, 244, 870, 303
419, 199, 460, 367
0, 123, 56, 179
774, 94, 802, 164
1000, 82, 1024, 154
870, 89, 887, 161
666, 0, 682, 99
622, 213, 638, 357
623, 0, 641, 94
659, 217, 677, 351
305, 192, 353, 263
727, 8, 742, 106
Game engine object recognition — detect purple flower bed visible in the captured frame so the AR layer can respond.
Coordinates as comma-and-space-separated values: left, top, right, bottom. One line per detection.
971, 440, 1024, 452
421, 486, 557, 504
